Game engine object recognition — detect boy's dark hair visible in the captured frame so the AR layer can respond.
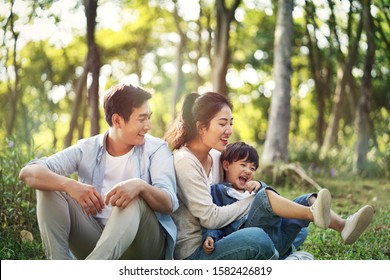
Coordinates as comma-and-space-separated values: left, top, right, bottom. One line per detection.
220, 142, 259, 169
103, 84, 152, 126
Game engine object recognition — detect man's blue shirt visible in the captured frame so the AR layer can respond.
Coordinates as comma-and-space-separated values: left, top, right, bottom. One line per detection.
26, 131, 178, 259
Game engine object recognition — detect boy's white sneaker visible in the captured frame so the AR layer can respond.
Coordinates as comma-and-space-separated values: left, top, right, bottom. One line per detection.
341, 205, 374, 245
310, 188, 331, 229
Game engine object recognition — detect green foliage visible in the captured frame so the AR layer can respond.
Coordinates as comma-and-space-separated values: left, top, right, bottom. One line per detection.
0, 234, 44, 260
0, 138, 45, 259
287, 140, 390, 179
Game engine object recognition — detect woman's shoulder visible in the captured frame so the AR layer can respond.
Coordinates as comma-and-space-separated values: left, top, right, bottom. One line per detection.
173, 147, 198, 166
173, 147, 221, 164
173, 146, 190, 159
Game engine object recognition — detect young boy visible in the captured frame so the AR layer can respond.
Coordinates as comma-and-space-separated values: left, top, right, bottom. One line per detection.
203, 142, 374, 258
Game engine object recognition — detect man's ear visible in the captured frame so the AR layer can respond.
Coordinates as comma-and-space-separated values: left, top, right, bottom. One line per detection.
111, 113, 122, 128
222, 160, 230, 172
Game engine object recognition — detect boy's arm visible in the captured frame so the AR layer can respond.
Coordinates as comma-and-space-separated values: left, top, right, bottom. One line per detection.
245, 180, 263, 193
202, 228, 224, 243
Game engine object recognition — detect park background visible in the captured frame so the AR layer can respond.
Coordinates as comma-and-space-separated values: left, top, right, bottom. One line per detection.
0, 0, 389, 259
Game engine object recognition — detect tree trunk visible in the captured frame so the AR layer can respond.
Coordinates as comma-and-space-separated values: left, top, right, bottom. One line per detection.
172, 0, 186, 119
193, 6, 204, 89
304, 0, 334, 146
205, 8, 213, 71
212, 0, 241, 96
353, 0, 375, 173
320, 12, 363, 158
5, 4, 20, 137
85, 0, 101, 136
63, 60, 88, 148
321, 65, 347, 150
79, 93, 89, 140
261, 0, 293, 164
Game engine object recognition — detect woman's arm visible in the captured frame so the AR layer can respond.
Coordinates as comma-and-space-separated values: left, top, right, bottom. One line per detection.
174, 155, 253, 229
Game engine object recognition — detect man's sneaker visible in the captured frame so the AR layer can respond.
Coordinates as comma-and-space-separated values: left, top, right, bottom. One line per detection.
310, 188, 331, 229
285, 251, 314, 260
341, 205, 374, 245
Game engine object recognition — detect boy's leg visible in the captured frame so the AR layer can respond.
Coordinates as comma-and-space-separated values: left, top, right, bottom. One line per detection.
277, 193, 316, 256
36, 190, 102, 259
244, 188, 311, 257
86, 197, 165, 260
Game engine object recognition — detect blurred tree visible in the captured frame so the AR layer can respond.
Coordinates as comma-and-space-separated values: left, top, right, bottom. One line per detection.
353, 0, 375, 173
228, 4, 275, 143
261, 0, 293, 163
212, 0, 241, 96
304, 0, 335, 146
64, 0, 101, 147
3, 0, 20, 137
63, 59, 88, 148
171, 0, 187, 119
320, 2, 363, 158
85, 0, 101, 136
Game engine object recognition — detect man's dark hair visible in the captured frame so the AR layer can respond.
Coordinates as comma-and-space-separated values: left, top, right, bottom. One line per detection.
103, 84, 152, 126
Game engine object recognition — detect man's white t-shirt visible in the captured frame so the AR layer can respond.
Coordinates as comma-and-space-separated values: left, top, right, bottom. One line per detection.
96, 148, 134, 225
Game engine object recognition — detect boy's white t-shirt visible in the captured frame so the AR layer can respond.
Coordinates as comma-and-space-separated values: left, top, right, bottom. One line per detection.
95, 148, 134, 225
209, 148, 223, 185
226, 187, 255, 201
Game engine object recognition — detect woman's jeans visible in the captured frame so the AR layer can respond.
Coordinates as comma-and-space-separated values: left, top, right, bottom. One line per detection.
244, 187, 313, 259
186, 227, 279, 260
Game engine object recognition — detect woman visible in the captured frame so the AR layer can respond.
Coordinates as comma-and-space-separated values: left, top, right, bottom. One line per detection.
164, 92, 278, 260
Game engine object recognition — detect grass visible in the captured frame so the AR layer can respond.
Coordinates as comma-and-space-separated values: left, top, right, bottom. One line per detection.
0, 232, 45, 260
277, 177, 390, 260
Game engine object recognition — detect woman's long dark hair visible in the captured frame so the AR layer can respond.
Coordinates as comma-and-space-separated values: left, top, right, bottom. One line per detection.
164, 92, 232, 150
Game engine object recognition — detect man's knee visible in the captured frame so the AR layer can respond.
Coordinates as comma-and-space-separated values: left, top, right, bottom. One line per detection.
36, 189, 67, 204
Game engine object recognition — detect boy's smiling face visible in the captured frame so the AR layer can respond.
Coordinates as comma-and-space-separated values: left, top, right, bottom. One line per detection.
222, 158, 257, 192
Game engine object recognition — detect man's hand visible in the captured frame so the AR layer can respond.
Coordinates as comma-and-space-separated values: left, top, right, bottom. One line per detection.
104, 178, 144, 209
65, 181, 105, 216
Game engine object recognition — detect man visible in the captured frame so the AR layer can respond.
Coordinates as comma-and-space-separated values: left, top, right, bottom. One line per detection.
19, 84, 178, 260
